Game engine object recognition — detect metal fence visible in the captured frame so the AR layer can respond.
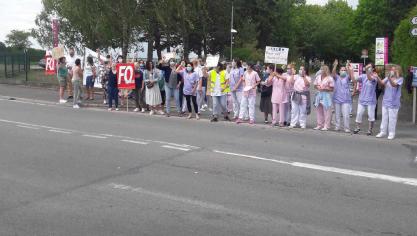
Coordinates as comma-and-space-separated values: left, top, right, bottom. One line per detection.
0, 51, 29, 80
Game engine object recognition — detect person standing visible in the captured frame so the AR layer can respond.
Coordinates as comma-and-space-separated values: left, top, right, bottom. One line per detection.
71, 59, 83, 109
266, 66, 288, 127
236, 64, 261, 125
144, 61, 165, 115
289, 66, 311, 129
229, 60, 245, 121
197, 66, 208, 112
376, 65, 404, 140
209, 63, 230, 122
158, 60, 182, 116
313, 65, 334, 131
66, 48, 77, 99
107, 64, 119, 111
353, 64, 379, 135
332, 60, 355, 133
259, 65, 273, 124
178, 63, 200, 119
133, 62, 146, 112
56, 57, 68, 104
84, 56, 96, 100
283, 64, 295, 126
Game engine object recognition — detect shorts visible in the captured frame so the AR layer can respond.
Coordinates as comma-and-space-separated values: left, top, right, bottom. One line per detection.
86, 75, 95, 89
58, 77, 67, 87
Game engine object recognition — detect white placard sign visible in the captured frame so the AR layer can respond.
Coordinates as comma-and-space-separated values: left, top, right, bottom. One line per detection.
206, 55, 220, 68
264, 46, 289, 65
162, 52, 176, 61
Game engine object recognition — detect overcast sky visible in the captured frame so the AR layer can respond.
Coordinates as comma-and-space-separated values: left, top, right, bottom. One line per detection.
0, 0, 359, 50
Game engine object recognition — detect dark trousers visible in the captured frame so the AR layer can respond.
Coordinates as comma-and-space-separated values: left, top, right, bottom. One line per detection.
185, 95, 198, 113
161, 90, 166, 106
108, 86, 119, 108
134, 88, 146, 109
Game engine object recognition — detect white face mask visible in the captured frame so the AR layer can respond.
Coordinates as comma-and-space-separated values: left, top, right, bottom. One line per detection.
118, 59, 123, 63
389, 71, 395, 77
299, 70, 303, 75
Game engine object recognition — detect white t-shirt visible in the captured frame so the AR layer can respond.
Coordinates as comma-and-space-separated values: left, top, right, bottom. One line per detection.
84, 64, 94, 77
66, 55, 77, 69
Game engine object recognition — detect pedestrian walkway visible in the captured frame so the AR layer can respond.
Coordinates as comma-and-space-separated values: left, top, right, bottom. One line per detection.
0, 84, 416, 142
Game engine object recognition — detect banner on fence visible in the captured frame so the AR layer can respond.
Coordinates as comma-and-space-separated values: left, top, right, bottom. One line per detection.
117, 63, 135, 90
264, 46, 289, 65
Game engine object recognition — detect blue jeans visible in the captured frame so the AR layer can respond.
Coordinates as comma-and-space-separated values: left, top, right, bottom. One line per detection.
165, 84, 180, 114
212, 95, 227, 117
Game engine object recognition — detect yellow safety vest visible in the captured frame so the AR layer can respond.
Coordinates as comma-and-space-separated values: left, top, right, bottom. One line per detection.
210, 70, 229, 93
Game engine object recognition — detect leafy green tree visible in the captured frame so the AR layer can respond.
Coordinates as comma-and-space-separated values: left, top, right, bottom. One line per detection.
5, 30, 32, 49
393, 4, 417, 70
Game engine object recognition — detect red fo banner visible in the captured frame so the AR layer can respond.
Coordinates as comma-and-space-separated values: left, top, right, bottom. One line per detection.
45, 55, 56, 75
116, 63, 136, 89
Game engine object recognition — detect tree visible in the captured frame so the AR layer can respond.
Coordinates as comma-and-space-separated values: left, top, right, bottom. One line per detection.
5, 30, 32, 49
393, 4, 417, 70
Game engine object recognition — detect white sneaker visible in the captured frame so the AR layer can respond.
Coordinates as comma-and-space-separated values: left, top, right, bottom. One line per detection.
289, 125, 295, 129
141, 108, 146, 113
376, 132, 386, 138
108, 108, 113, 111
103, 100, 107, 104
158, 110, 165, 115
73, 104, 80, 109
344, 129, 351, 133
334, 127, 340, 132
313, 126, 322, 130
321, 127, 328, 131
133, 108, 139, 112
202, 104, 208, 109
59, 99, 67, 104
387, 134, 395, 140
200, 107, 206, 112
115, 108, 119, 111
149, 110, 155, 115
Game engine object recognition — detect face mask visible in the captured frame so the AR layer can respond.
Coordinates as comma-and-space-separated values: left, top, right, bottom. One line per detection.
367, 68, 373, 73
169, 62, 175, 67
287, 69, 292, 75
181, 62, 185, 67
299, 70, 304, 75
232, 62, 236, 67
340, 71, 347, 78
390, 71, 395, 77
186, 66, 192, 72
140, 65, 145, 70
266, 69, 271, 74
118, 59, 123, 63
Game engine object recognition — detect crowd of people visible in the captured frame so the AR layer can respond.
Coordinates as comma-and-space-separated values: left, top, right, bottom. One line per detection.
56, 49, 404, 140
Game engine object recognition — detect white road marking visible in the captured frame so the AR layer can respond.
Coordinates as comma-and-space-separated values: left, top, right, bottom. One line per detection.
121, 140, 148, 145
82, 134, 107, 139
161, 145, 190, 151
0, 119, 75, 133
213, 150, 417, 187
16, 125, 40, 130
153, 140, 200, 149
48, 129, 72, 134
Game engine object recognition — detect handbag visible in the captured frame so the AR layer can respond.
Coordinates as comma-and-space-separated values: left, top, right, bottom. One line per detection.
146, 81, 154, 89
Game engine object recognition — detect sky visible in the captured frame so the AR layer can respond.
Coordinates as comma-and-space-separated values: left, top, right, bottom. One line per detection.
0, 0, 359, 50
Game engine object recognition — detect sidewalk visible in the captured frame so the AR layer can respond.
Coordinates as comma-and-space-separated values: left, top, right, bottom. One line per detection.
0, 83, 416, 143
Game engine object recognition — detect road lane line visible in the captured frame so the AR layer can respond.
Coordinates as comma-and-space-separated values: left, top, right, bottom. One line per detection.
82, 134, 107, 139
213, 150, 417, 187
121, 140, 148, 145
16, 125, 40, 130
161, 145, 190, 151
48, 129, 72, 134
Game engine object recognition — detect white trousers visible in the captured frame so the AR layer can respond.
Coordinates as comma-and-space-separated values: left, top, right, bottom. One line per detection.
335, 103, 351, 130
379, 106, 399, 136
232, 91, 243, 119
239, 95, 256, 121
290, 100, 307, 128
356, 103, 376, 123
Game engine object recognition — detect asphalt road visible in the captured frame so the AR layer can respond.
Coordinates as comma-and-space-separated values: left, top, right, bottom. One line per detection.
0, 95, 417, 236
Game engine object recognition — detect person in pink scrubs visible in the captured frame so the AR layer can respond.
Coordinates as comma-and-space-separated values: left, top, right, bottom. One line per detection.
288, 66, 311, 129
313, 65, 334, 131
266, 66, 289, 127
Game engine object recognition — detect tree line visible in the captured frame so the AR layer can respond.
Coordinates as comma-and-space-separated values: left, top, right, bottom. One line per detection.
29, 0, 417, 70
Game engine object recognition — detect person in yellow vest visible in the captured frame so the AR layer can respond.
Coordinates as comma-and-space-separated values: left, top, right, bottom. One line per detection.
209, 62, 231, 122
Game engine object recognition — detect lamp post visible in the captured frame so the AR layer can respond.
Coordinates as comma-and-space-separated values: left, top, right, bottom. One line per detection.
230, 0, 235, 61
